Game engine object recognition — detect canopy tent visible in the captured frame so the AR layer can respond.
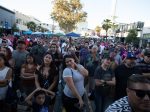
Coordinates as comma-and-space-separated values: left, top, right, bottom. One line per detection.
55, 32, 65, 36
23, 30, 32, 35
91, 35, 99, 38
44, 31, 52, 35
107, 36, 114, 40
66, 32, 80, 37
32, 31, 43, 35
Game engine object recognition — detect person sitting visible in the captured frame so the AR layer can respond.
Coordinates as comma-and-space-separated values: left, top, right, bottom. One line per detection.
25, 88, 55, 112
105, 74, 150, 112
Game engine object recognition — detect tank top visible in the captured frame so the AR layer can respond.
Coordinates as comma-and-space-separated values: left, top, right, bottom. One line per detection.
0, 66, 9, 100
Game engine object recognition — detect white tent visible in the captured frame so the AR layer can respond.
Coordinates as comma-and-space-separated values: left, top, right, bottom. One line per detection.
107, 36, 114, 40
92, 35, 99, 38
44, 32, 52, 35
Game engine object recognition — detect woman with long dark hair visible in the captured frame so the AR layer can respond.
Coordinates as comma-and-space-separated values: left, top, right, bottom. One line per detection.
35, 52, 58, 92
0, 46, 15, 68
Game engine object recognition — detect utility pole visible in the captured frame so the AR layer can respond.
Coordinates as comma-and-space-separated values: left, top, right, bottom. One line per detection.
111, 0, 118, 38
112, 0, 117, 23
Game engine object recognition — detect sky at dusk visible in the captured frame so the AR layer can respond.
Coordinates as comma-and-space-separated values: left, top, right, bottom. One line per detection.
0, 0, 150, 29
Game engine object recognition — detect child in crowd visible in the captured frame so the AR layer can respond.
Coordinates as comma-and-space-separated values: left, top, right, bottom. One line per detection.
25, 88, 55, 112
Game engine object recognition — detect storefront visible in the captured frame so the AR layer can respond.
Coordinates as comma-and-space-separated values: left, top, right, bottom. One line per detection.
0, 5, 15, 34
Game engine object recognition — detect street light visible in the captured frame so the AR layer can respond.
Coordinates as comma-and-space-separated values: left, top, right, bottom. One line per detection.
51, 16, 55, 33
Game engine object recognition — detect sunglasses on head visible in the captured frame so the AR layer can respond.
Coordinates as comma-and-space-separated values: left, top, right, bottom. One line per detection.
128, 88, 150, 99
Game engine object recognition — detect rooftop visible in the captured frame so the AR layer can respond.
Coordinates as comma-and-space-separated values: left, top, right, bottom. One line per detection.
0, 5, 15, 14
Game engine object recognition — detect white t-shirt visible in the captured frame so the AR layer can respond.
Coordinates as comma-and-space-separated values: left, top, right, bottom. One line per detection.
61, 42, 67, 54
0, 67, 9, 100
99, 45, 105, 54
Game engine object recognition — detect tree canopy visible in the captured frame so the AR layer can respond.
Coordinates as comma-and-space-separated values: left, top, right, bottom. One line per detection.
12, 24, 19, 32
126, 29, 139, 45
95, 26, 101, 33
95, 26, 101, 36
27, 21, 36, 31
51, 0, 87, 33
102, 19, 112, 37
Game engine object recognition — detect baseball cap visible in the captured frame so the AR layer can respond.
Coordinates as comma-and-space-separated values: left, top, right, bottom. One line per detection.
126, 52, 137, 59
144, 49, 150, 57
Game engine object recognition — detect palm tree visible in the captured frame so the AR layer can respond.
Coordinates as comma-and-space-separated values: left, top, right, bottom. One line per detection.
102, 19, 112, 40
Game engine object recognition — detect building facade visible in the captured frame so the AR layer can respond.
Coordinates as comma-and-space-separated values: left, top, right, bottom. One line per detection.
0, 5, 15, 32
0, 5, 64, 34
15, 11, 31, 31
116, 21, 144, 38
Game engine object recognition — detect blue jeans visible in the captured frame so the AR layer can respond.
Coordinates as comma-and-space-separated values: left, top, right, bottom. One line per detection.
94, 92, 113, 112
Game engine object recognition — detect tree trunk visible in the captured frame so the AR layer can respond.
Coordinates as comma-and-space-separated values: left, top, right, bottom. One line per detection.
106, 30, 108, 42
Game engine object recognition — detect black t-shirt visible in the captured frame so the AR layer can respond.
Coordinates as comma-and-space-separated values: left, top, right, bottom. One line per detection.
94, 66, 114, 81
94, 66, 114, 96
32, 96, 51, 112
115, 64, 141, 100
51, 52, 63, 68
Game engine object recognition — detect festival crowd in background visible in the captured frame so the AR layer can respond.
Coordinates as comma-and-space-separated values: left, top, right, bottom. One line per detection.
0, 33, 150, 112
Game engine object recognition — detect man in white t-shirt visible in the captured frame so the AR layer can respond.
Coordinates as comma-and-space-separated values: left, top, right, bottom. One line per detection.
99, 43, 105, 55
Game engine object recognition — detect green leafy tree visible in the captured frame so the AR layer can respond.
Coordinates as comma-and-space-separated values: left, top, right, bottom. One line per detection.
27, 21, 36, 31
126, 29, 139, 45
12, 24, 19, 32
95, 26, 101, 36
36, 25, 42, 31
51, 0, 87, 33
0, 28, 3, 34
102, 19, 112, 40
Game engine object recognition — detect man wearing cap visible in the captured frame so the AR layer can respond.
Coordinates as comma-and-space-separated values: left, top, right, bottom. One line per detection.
114, 52, 141, 100
136, 49, 150, 77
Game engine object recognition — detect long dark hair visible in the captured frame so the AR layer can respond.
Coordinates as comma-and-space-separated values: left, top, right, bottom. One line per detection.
1, 47, 12, 60
39, 52, 58, 79
62, 54, 76, 70
0, 53, 10, 67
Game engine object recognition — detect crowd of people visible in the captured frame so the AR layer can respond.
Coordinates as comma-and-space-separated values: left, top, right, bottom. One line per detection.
0, 33, 149, 112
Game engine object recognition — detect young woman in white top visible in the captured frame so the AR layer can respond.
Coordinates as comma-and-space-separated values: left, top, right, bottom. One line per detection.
62, 54, 88, 112
0, 53, 12, 111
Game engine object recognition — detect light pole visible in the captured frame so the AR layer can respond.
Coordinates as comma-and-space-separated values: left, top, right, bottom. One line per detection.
51, 16, 55, 33
112, 0, 117, 23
